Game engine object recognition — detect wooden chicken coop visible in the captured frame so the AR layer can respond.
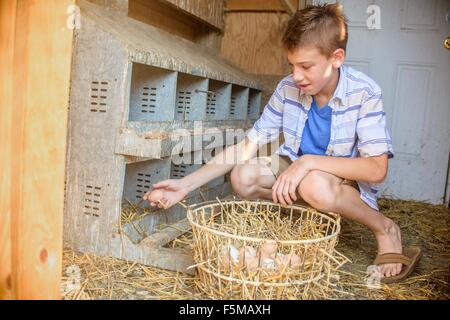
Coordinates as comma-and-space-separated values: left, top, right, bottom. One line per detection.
64, 0, 262, 274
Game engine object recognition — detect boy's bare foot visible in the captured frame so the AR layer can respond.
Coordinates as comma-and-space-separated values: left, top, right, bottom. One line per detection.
374, 218, 403, 278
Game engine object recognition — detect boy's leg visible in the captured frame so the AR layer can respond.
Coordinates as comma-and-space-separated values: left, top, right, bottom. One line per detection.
230, 154, 305, 202
297, 170, 403, 279
230, 156, 278, 200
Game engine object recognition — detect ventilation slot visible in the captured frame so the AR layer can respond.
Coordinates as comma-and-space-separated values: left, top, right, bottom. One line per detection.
90, 81, 109, 113
84, 185, 101, 217
177, 91, 192, 117
171, 164, 188, 179
230, 97, 237, 116
206, 93, 217, 115
141, 87, 157, 114
136, 172, 152, 199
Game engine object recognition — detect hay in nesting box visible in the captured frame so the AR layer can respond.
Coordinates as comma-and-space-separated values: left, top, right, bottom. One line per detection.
62, 198, 449, 300
186, 199, 350, 299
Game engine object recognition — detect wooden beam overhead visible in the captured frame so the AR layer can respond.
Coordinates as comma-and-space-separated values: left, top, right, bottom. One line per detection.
225, 0, 287, 12
160, 0, 225, 30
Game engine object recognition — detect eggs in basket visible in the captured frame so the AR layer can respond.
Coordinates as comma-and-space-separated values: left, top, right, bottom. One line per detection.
219, 241, 305, 274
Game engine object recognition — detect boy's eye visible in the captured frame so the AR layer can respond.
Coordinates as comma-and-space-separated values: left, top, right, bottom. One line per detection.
303, 65, 312, 70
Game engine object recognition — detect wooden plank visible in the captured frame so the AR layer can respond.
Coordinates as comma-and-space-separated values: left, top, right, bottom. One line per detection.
226, 0, 286, 12
87, 0, 224, 30
0, 0, 16, 300
129, 0, 198, 42
161, 0, 224, 30
221, 12, 291, 75
140, 218, 192, 247
225, 0, 308, 13
111, 233, 196, 275
86, 0, 129, 14
10, 0, 74, 299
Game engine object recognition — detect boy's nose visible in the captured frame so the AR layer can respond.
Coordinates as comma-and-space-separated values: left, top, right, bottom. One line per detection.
292, 69, 304, 82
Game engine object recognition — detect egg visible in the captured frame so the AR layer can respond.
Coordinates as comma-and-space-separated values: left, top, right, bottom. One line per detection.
275, 254, 295, 271
148, 189, 164, 204
238, 246, 257, 269
260, 257, 276, 270
219, 245, 239, 272
238, 246, 257, 262
258, 241, 278, 260
244, 256, 259, 273
274, 253, 302, 271
273, 253, 286, 269
228, 246, 239, 262
289, 254, 302, 268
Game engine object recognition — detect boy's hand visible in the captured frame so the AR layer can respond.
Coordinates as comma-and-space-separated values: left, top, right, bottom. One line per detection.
143, 179, 189, 210
272, 156, 312, 205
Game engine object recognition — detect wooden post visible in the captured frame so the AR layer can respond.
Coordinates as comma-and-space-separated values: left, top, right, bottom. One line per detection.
0, 0, 16, 300
1, 0, 74, 300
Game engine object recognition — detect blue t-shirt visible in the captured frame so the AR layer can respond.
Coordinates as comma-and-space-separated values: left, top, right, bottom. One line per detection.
298, 98, 332, 156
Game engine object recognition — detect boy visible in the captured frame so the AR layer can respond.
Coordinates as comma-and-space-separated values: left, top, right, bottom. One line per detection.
144, 3, 421, 283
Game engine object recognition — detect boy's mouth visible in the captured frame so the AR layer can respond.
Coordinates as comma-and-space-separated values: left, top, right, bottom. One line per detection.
298, 84, 311, 90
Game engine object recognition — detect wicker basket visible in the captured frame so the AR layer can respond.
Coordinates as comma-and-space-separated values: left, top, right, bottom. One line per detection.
186, 199, 349, 299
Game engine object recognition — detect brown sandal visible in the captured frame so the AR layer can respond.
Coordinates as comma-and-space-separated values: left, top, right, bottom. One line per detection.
373, 246, 422, 284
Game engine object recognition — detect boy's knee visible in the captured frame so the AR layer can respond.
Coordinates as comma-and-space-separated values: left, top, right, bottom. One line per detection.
298, 170, 340, 211
230, 164, 258, 198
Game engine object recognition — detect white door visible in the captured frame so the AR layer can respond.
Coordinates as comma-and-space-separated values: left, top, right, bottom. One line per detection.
315, 0, 450, 204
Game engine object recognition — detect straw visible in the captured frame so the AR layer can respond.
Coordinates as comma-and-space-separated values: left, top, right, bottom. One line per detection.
62, 198, 449, 300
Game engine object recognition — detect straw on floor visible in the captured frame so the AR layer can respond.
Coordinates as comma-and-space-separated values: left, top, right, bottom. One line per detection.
61, 198, 449, 300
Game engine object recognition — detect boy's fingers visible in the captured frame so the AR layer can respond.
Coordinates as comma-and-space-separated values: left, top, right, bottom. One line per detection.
273, 181, 281, 203
162, 199, 171, 209
277, 181, 287, 205
289, 183, 297, 202
153, 180, 170, 189
282, 181, 292, 205
163, 199, 170, 208
272, 181, 279, 203
273, 176, 285, 203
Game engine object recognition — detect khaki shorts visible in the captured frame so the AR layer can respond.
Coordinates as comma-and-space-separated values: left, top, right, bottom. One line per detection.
259, 153, 359, 191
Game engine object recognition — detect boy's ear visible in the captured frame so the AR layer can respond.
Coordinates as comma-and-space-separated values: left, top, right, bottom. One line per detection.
332, 48, 345, 68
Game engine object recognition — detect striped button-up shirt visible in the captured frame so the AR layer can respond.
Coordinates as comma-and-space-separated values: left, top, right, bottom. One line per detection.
246, 65, 394, 210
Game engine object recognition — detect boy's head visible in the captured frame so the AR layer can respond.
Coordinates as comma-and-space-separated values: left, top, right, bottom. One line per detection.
282, 3, 348, 95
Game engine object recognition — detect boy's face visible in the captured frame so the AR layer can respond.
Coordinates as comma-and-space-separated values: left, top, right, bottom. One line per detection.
287, 45, 344, 96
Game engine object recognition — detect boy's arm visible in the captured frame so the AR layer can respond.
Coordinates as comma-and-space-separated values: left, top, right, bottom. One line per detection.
297, 154, 388, 184
144, 137, 259, 208
272, 154, 388, 205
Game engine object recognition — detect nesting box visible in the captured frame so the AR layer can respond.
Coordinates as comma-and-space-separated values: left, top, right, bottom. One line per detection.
64, 0, 263, 273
